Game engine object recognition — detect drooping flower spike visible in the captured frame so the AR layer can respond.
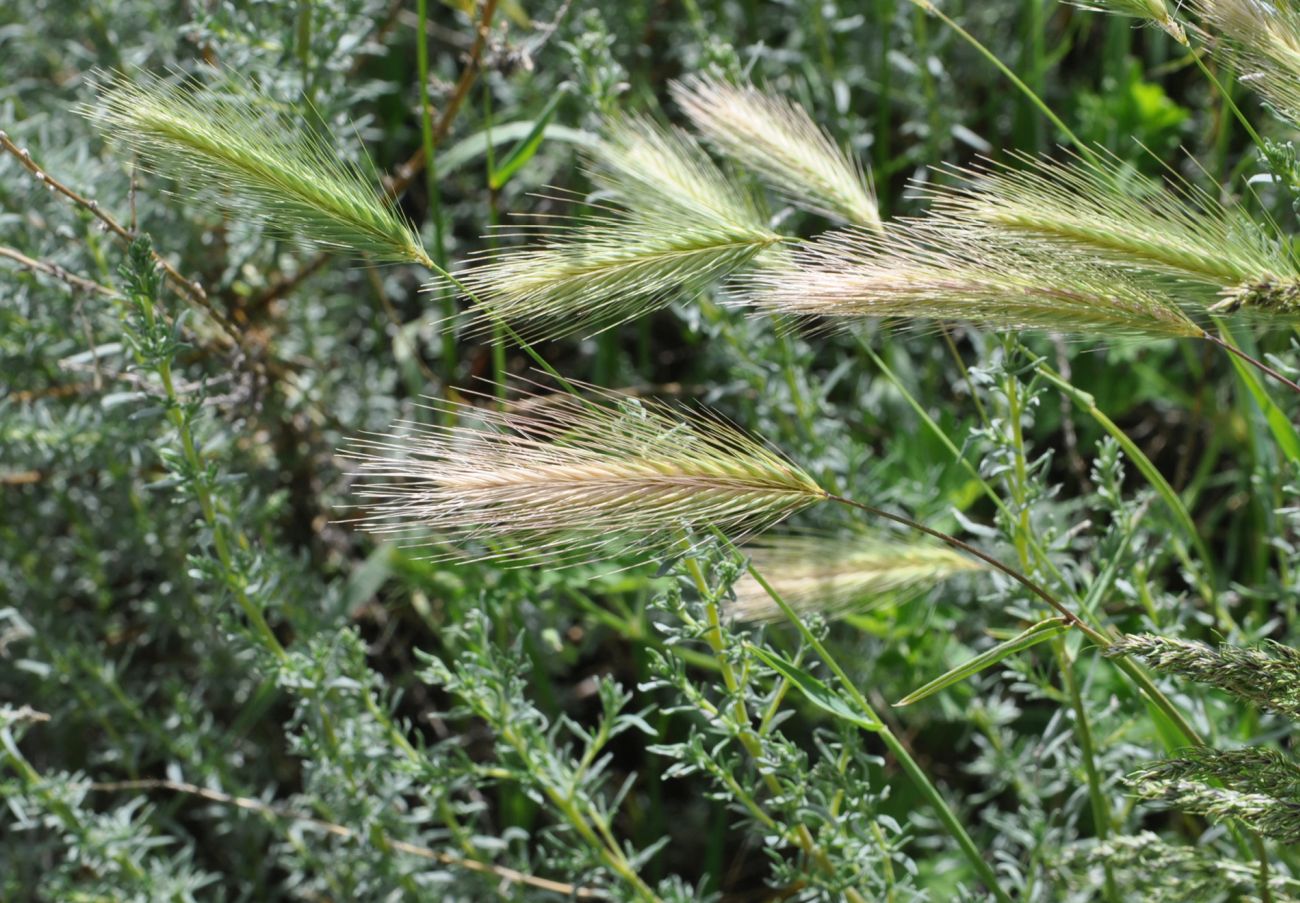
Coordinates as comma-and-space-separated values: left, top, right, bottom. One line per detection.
455, 114, 784, 339
740, 220, 1203, 339
343, 384, 827, 566
88, 70, 430, 266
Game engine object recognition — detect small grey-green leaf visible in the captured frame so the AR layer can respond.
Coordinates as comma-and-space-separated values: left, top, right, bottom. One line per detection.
748, 644, 880, 731
895, 618, 1070, 707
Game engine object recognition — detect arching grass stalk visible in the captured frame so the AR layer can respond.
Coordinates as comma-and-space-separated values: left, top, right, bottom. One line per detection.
907, 0, 1093, 160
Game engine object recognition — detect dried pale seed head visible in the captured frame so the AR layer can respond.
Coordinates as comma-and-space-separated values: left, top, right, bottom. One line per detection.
1062, 832, 1283, 899
926, 150, 1298, 291
455, 114, 783, 339
342, 386, 826, 566
1190, 0, 1300, 125
1068, 0, 1188, 44
739, 221, 1202, 339
86, 71, 429, 266
671, 75, 882, 231
728, 534, 983, 622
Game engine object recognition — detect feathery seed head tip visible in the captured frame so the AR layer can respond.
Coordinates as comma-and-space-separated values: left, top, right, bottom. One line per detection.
342, 384, 825, 566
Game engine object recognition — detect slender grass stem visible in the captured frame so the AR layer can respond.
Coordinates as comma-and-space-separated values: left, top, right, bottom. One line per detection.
1187, 45, 1266, 155
909, 1, 1092, 159
416, 0, 454, 378
1055, 637, 1120, 903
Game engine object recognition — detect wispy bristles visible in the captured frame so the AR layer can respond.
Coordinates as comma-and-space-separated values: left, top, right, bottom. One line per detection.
343, 386, 826, 566
671, 75, 882, 230
926, 151, 1298, 292
1105, 634, 1300, 718
729, 534, 983, 622
740, 222, 1202, 339
1190, 0, 1300, 126
1061, 832, 1299, 900
87, 71, 430, 266
456, 115, 783, 339
1068, 0, 1188, 44
1129, 748, 1300, 842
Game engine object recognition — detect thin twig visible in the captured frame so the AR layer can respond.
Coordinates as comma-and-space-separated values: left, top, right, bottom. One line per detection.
0, 129, 243, 348
0, 245, 115, 296
83, 779, 603, 898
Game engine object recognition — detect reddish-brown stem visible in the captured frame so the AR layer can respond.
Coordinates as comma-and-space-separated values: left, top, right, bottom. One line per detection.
387, 0, 500, 198
825, 492, 1087, 628
1204, 331, 1300, 397
0, 129, 244, 348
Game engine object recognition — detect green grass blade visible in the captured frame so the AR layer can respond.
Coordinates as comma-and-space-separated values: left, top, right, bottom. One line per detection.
895, 618, 1069, 707
748, 644, 882, 731
489, 93, 563, 190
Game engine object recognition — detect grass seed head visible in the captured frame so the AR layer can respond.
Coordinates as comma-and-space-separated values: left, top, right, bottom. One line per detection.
671, 75, 882, 231
343, 385, 826, 566
740, 220, 1202, 339
926, 150, 1298, 291
728, 534, 983, 622
87, 70, 430, 266
455, 113, 783, 339
1190, 0, 1300, 125
1068, 0, 1188, 43
1128, 748, 1300, 843
1106, 633, 1300, 719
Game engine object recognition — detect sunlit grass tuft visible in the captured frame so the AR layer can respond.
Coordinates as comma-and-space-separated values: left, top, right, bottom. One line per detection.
740, 221, 1202, 339
87, 70, 431, 266
671, 75, 882, 230
455, 114, 784, 338
926, 150, 1300, 302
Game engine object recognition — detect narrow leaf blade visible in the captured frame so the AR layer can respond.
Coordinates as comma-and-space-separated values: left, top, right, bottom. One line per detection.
895, 618, 1070, 707
489, 93, 563, 190
748, 644, 880, 730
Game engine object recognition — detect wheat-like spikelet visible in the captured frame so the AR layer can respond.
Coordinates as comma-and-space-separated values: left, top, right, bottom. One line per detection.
670, 75, 882, 231
1106, 633, 1300, 719
727, 534, 983, 622
1129, 750, 1300, 842
1068, 0, 1188, 43
1190, 0, 1300, 126
740, 221, 1202, 339
342, 385, 826, 566
926, 151, 1300, 310
1062, 832, 1297, 900
87, 71, 430, 266
456, 114, 784, 338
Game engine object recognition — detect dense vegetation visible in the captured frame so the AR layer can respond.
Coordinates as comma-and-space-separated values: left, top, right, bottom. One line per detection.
6, 1, 1300, 899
